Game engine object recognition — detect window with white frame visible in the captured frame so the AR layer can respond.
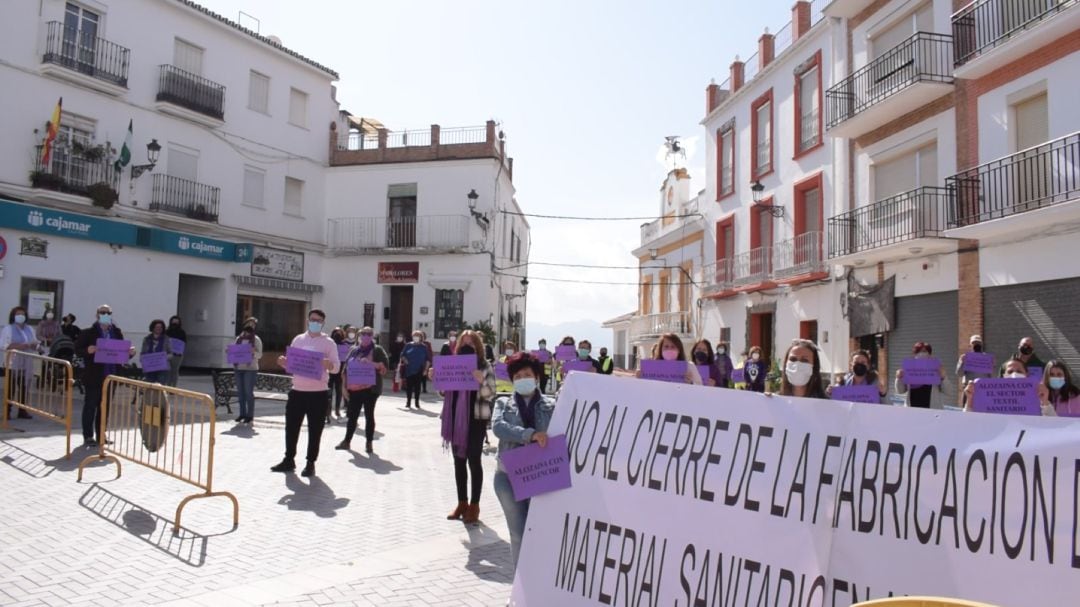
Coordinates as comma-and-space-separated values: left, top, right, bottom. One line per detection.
719, 126, 735, 198
248, 70, 270, 113
173, 38, 203, 75
288, 88, 308, 127
243, 166, 265, 208
284, 176, 303, 215
753, 97, 772, 177
797, 66, 821, 152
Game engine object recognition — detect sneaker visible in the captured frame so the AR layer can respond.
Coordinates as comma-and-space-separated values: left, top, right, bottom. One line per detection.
301, 462, 315, 477
335, 441, 351, 451
84, 438, 99, 448
270, 459, 296, 473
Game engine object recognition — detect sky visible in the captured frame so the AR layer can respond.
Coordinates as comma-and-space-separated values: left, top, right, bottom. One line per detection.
200, 0, 797, 352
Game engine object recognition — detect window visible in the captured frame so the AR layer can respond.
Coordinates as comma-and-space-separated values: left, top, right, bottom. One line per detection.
794, 173, 824, 236
20, 277, 64, 322
751, 91, 773, 178
719, 327, 731, 345
243, 166, 265, 208
750, 204, 773, 276
717, 125, 735, 199
1013, 92, 1048, 152
434, 289, 464, 339
63, 2, 100, 64
288, 87, 308, 127
871, 3, 931, 60
248, 70, 270, 113
284, 176, 303, 216
167, 145, 198, 181
387, 183, 417, 247
642, 277, 653, 315
800, 320, 819, 343
49, 113, 95, 185
1012, 92, 1049, 206
173, 38, 203, 75
873, 142, 937, 200
510, 227, 516, 262
795, 53, 822, 155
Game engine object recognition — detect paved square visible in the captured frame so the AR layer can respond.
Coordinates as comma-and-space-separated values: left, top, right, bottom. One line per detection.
0, 376, 515, 606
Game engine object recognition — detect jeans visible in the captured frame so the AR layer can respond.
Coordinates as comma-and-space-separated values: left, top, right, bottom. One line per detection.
344, 389, 378, 444
235, 370, 257, 419
284, 390, 329, 463
166, 355, 182, 387
494, 470, 530, 568
82, 379, 104, 441
405, 373, 423, 404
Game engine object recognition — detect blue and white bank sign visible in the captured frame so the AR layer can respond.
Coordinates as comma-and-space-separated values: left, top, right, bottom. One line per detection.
13, 205, 137, 244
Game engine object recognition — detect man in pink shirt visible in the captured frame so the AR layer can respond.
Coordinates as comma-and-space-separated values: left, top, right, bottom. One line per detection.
271, 309, 340, 477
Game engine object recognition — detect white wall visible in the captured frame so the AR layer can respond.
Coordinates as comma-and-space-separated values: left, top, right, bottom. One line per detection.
853, 109, 957, 206
980, 229, 1080, 287
849, 0, 954, 69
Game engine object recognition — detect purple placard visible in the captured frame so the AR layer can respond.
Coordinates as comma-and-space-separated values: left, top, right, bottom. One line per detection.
169, 338, 185, 355
94, 339, 131, 364
140, 351, 169, 373
902, 357, 942, 386
337, 343, 351, 361
433, 354, 481, 391
499, 434, 571, 501
831, 384, 881, 404
971, 378, 1041, 416
1028, 366, 1044, 383
227, 343, 254, 365
962, 352, 995, 375
555, 345, 576, 362
532, 349, 551, 363
731, 367, 746, 383
640, 359, 687, 383
347, 358, 378, 385
285, 346, 326, 380
562, 360, 595, 374
495, 363, 510, 381
697, 365, 712, 384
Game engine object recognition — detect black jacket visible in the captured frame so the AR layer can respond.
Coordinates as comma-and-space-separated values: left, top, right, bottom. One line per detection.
75, 323, 128, 385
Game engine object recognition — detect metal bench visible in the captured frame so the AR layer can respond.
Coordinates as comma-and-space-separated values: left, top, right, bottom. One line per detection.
210, 370, 293, 413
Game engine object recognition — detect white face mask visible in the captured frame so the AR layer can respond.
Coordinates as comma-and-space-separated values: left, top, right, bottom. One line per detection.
751, 353, 761, 361
1006, 372, 1026, 379
412, 336, 421, 343
45, 313, 54, 320
786, 361, 814, 387
505, 349, 514, 357
717, 347, 726, 355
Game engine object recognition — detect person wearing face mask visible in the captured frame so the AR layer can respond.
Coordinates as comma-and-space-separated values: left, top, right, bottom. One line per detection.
164, 315, 187, 387
400, 330, 429, 409
441, 330, 497, 525
597, 347, 614, 375
965, 357, 1056, 416
75, 305, 136, 446
574, 340, 602, 374
690, 339, 721, 387
271, 309, 340, 477
714, 341, 734, 387
440, 331, 459, 356
61, 313, 81, 341
337, 326, 389, 453
895, 342, 945, 408
1, 306, 40, 420
827, 350, 886, 402
744, 346, 769, 393
326, 327, 348, 422
140, 319, 174, 385
232, 319, 262, 424
536, 339, 552, 393
639, 334, 702, 385
1043, 360, 1080, 417
37, 309, 60, 347
775, 339, 826, 399
1000, 337, 1044, 378
497, 341, 519, 393
492, 352, 555, 569
956, 335, 992, 408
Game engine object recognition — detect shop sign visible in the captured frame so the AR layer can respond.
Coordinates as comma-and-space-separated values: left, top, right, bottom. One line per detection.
251, 246, 304, 282
19, 237, 48, 258
378, 261, 419, 283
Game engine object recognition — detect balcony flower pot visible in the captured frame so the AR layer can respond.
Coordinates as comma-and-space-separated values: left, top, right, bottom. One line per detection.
29, 170, 64, 191
87, 182, 118, 209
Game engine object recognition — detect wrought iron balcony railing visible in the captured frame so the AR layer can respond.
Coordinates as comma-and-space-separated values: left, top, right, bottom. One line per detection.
156, 65, 226, 120
953, 0, 1078, 67
42, 21, 130, 88
773, 230, 826, 277
150, 174, 220, 222
828, 186, 951, 257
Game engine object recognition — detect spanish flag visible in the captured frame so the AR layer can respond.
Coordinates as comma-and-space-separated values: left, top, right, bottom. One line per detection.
41, 97, 62, 166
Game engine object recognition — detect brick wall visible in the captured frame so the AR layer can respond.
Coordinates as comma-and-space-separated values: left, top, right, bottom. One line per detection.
956, 239, 982, 355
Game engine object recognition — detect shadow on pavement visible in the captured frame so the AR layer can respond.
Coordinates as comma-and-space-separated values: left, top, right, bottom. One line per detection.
464, 524, 514, 584
405, 406, 440, 419
279, 473, 350, 518
220, 423, 259, 439
0, 439, 91, 477
78, 483, 211, 567
349, 451, 403, 475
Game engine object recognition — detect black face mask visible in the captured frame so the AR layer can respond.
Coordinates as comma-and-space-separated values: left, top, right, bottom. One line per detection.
973, 343, 983, 353
852, 363, 868, 377
693, 351, 709, 363
1019, 345, 1034, 356
458, 345, 475, 356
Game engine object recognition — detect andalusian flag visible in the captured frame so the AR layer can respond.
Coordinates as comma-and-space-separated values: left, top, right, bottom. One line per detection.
114, 119, 133, 172
40, 97, 62, 166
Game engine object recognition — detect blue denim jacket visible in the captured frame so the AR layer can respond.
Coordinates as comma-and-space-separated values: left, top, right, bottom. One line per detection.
492, 391, 555, 471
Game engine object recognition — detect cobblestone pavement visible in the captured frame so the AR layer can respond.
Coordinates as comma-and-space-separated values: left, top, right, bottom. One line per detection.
0, 375, 515, 606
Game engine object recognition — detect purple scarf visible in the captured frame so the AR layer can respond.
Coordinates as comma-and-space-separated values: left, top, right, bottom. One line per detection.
441, 390, 473, 458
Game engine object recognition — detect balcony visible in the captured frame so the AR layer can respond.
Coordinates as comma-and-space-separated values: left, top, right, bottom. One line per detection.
40, 21, 129, 95
822, 0, 873, 19
702, 259, 734, 295
30, 144, 119, 205
732, 246, 772, 287
155, 65, 225, 126
639, 199, 701, 248
327, 215, 472, 254
773, 231, 827, 279
945, 131, 1080, 242
953, 0, 1080, 78
629, 312, 692, 343
150, 174, 220, 223
826, 32, 954, 139
828, 186, 955, 264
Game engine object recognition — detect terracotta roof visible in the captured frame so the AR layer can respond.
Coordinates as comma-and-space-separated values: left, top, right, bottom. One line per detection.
172, 0, 339, 79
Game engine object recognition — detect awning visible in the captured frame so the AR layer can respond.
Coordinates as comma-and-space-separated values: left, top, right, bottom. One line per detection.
233, 274, 322, 293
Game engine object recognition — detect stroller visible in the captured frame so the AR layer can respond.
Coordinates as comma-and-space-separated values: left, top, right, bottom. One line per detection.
48, 334, 83, 394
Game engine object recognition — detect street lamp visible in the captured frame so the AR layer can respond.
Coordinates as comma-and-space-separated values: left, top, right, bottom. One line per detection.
467, 188, 489, 230
751, 179, 784, 218
131, 139, 162, 180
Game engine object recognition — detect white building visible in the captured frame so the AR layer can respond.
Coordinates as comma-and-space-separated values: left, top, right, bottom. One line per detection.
0, 0, 530, 366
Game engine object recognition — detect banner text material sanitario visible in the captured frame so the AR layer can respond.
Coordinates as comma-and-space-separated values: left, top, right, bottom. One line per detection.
511, 373, 1080, 607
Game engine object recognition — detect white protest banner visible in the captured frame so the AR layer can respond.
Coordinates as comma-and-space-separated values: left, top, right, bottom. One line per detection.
511, 373, 1080, 607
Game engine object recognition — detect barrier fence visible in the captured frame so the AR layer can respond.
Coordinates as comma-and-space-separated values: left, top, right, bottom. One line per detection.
2, 350, 74, 458
77, 375, 238, 534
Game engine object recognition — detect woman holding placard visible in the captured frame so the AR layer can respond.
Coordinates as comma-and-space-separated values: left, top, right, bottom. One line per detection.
337, 326, 388, 453
232, 320, 262, 424
743, 346, 769, 393
964, 357, 1056, 416
164, 315, 186, 387
75, 304, 136, 447
637, 334, 702, 385
826, 350, 886, 402
1044, 360, 1080, 417
440, 330, 496, 525
400, 330, 428, 409
690, 339, 721, 387
775, 339, 827, 399
139, 319, 173, 385
895, 342, 945, 408
1, 305, 39, 420
492, 352, 555, 568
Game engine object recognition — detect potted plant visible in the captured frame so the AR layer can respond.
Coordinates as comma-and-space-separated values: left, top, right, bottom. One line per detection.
87, 182, 118, 209
29, 169, 64, 191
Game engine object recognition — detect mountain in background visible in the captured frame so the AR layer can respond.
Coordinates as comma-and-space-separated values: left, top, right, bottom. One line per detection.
525, 318, 613, 352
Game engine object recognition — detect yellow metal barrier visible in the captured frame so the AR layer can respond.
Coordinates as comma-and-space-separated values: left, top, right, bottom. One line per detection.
2, 350, 74, 458
77, 375, 238, 535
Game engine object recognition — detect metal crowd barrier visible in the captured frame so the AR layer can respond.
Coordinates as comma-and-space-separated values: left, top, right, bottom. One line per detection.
77, 375, 238, 535
2, 350, 74, 458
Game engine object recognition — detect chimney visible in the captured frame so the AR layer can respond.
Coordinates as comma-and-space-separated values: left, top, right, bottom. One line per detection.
431, 124, 441, 146
730, 56, 745, 93
706, 80, 721, 114
759, 28, 775, 70
792, 1, 812, 41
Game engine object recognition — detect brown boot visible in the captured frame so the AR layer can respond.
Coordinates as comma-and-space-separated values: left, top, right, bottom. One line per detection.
462, 503, 480, 524
447, 501, 468, 520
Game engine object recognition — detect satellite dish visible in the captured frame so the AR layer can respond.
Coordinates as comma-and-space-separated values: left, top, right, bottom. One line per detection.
268, 35, 282, 45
